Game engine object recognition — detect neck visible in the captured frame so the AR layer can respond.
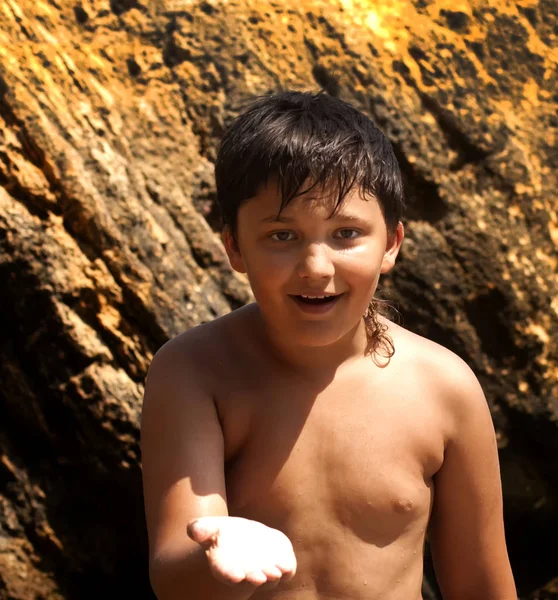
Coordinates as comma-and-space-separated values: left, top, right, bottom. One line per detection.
253, 304, 369, 374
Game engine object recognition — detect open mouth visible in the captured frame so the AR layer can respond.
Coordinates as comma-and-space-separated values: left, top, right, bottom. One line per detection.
289, 293, 344, 309
294, 295, 340, 305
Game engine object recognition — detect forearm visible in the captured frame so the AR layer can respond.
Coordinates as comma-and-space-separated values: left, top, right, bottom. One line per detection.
150, 544, 258, 600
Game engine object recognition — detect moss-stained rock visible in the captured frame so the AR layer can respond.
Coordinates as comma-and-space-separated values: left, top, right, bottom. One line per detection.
0, 0, 556, 598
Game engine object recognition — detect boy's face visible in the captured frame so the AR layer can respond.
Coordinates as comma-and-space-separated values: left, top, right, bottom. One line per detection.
223, 178, 403, 349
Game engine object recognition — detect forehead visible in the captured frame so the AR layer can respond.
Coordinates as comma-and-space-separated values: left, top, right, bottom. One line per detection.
241, 177, 383, 222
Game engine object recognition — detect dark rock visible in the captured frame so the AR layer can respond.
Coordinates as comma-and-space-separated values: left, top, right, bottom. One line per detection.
0, 0, 556, 597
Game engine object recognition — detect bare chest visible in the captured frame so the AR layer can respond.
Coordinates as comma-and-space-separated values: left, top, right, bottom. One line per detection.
218, 372, 444, 548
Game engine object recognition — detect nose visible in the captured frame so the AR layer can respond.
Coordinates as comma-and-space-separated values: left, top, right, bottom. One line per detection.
295, 243, 335, 280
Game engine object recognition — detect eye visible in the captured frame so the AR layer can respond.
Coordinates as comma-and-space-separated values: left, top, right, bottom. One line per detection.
335, 228, 360, 240
270, 231, 296, 242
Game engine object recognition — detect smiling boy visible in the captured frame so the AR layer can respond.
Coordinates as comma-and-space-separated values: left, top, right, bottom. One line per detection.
141, 90, 517, 599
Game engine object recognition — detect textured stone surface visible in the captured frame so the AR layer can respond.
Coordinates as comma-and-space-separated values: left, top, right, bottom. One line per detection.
0, 0, 556, 598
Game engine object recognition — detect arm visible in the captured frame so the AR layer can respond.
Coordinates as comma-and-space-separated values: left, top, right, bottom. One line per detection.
141, 335, 257, 600
428, 356, 517, 600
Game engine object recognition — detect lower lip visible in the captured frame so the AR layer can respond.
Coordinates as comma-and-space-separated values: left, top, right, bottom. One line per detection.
289, 294, 344, 315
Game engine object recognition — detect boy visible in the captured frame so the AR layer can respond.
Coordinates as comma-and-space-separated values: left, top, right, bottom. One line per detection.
141, 90, 517, 599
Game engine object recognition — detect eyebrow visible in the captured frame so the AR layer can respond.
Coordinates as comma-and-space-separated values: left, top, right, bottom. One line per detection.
260, 213, 365, 223
261, 215, 295, 223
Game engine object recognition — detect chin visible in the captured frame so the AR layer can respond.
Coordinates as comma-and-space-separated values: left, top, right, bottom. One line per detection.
287, 321, 361, 348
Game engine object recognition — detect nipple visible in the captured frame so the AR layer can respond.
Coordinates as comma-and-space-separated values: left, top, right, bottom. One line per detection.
394, 498, 413, 513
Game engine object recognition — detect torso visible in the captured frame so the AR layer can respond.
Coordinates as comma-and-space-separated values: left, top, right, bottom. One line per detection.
194, 304, 448, 599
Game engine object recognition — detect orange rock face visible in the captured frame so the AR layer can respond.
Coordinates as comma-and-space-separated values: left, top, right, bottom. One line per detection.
0, 0, 556, 598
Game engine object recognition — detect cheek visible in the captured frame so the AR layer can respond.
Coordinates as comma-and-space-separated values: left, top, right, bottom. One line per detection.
339, 245, 384, 283
243, 247, 293, 288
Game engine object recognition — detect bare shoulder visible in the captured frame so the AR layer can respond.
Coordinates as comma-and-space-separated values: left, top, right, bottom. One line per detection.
385, 319, 488, 432
141, 304, 256, 445
387, 318, 474, 376
146, 303, 257, 384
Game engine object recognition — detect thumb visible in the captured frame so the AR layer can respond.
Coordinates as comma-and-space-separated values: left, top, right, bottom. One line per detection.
187, 517, 220, 547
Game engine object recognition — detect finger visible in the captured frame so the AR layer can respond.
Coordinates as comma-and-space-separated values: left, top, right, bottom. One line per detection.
276, 554, 297, 578
244, 570, 268, 586
281, 568, 296, 582
261, 566, 283, 581
210, 567, 259, 595
186, 518, 219, 547
208, 562, 247, 586
255, 566, 284, 593
276, 560, 297, 581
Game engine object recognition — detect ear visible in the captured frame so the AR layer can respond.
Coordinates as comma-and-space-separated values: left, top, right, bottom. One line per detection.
222, 226, 247, 274
381, 221, 404, 274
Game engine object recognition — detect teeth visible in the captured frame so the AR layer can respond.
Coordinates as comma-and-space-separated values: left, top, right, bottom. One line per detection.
301, 295, 330, 299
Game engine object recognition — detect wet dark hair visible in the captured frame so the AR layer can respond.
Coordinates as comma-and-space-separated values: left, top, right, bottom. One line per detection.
214, 89, 405, 360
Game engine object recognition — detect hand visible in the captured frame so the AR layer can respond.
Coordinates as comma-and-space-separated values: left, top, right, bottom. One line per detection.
187, 516, 297, 589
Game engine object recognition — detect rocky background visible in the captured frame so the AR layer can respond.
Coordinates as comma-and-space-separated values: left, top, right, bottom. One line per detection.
0, 0, 556, 598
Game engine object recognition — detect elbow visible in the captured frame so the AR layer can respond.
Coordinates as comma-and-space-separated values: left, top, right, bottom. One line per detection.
149, 556, 170, 600
149, 553, 186, 600
148, 546, 207, 600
